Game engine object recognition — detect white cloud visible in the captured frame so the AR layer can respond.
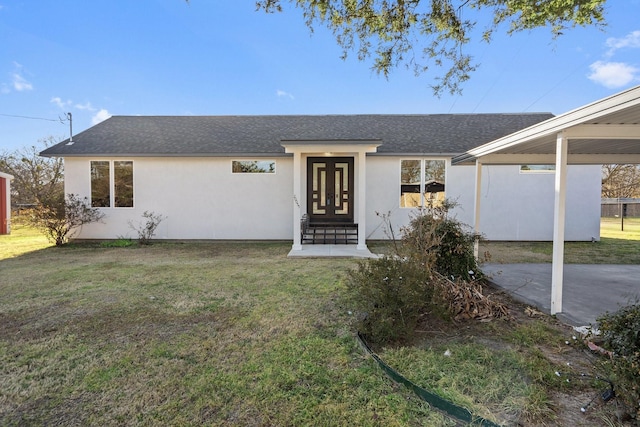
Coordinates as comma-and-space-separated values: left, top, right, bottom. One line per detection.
606, 30, 640, 56
276, 89, 294, 100
75, 102, 96, 111
2, 62, 33, 93
51, 97, 72, 109
588, 61, 639, 88
92, 109, 111, 125
11, 72, 32, 91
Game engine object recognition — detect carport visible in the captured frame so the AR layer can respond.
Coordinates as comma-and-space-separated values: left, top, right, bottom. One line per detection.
453, 85, 640, 315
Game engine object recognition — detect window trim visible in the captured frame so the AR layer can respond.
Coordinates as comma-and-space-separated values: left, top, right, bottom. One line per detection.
90, 160, 135, 208
231, 160, 277, 174
520, 164, 556, 174
400, 158, 446, 208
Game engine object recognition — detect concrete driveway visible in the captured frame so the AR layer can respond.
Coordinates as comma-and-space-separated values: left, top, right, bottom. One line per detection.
482, 263, 640, 326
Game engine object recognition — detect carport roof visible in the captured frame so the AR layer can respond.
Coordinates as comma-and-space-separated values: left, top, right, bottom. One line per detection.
452, 85, 640, 165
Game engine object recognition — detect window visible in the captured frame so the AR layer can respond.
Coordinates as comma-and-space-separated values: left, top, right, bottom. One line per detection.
400, 159, 446, 207
90, 160, 134, 207
114, 161, 134, 207
520, 165, 555, 173
232, 160, 276, 173
91, 161, 110, 207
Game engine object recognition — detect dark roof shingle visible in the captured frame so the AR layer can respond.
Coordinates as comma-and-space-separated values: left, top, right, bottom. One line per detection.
40, 114, 554, 157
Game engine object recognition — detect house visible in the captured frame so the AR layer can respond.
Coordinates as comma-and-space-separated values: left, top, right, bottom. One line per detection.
40, 113, 602, 253
0, 171, 13, 235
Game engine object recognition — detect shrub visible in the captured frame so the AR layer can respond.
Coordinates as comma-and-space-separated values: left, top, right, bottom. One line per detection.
128, 211, 165, 245
597, 302, 640, 421
348, 201, 504, 344
401, 201, 483, 281
347, 256, 433, 343
29, 193, 104, 246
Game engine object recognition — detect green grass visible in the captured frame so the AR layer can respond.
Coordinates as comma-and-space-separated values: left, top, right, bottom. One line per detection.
0, 231, 593, 425
481, 217, 640, 264
0, 222, 52, 258
0, 239, 452, 425
3, 225, 617, 425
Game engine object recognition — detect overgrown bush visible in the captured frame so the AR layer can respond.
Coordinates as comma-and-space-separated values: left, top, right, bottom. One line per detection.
597, 302, 640, 421
348, 201, 504, 344
347, 256, 435, 343
29, 193, 104, 246
128, 211, 165, 245
401, 201, 483, 281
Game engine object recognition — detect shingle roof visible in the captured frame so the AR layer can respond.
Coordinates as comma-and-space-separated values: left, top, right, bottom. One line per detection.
40, 114, 554, 157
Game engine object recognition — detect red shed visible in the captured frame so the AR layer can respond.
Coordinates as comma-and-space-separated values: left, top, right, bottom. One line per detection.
0, 172, 13, 235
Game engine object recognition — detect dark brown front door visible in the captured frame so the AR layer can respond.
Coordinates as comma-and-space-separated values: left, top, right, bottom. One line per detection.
307, 157, 354, 223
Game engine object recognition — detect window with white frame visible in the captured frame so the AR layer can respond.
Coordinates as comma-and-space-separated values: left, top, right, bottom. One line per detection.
520, 165, 555, 173
90, 160, 134, 208
400, 159, 446, 208
232, 160, 276, 173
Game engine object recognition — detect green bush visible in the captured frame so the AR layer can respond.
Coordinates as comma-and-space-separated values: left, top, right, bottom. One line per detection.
348, 201, 488, 344
597, 302, 640, 421
347, 256, 432, 344
402, 206, 482, 281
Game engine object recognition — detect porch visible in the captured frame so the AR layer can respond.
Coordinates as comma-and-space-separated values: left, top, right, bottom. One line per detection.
287, 244, 378, 258
281, 139, 381, 256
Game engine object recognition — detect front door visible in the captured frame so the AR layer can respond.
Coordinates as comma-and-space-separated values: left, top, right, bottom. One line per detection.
307, 157, 354, 223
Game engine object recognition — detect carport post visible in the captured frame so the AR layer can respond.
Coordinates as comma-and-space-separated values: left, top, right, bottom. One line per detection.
291, 151, 302, 251
551, 132, 568, 315
473, 160, 483, 259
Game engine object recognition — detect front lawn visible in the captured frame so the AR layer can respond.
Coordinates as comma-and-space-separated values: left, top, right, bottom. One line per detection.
0, 229, 614, 425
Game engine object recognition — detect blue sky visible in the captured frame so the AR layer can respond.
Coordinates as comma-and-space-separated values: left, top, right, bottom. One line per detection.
1, 0, 640, 152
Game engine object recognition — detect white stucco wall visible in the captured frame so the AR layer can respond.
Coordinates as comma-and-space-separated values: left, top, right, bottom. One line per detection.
364, 156, 446, 240
64, 157, 293, 240
64, 155, 601, 242
468, 164, 602, 241
365, 157, 602, 242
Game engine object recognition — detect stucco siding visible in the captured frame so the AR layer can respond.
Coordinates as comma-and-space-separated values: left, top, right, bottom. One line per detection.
365, 157, 601, 242
473, 164, 601, 241
365, 156, 454, 240
64, 157, 293, 240
64, 156, 601, 242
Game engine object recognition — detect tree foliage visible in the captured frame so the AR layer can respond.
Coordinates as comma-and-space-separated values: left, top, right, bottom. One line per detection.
602, 164, 640, 198
0, 137, 64, 207
256, 0, 606, 95
1, 139, 104, 245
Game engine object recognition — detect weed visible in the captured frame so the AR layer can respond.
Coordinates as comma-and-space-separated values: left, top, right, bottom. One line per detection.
100, 237, 134, 248
128, 211, 165, 244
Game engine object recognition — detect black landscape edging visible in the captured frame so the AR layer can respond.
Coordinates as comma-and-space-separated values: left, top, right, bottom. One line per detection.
357, 332, 502, 427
